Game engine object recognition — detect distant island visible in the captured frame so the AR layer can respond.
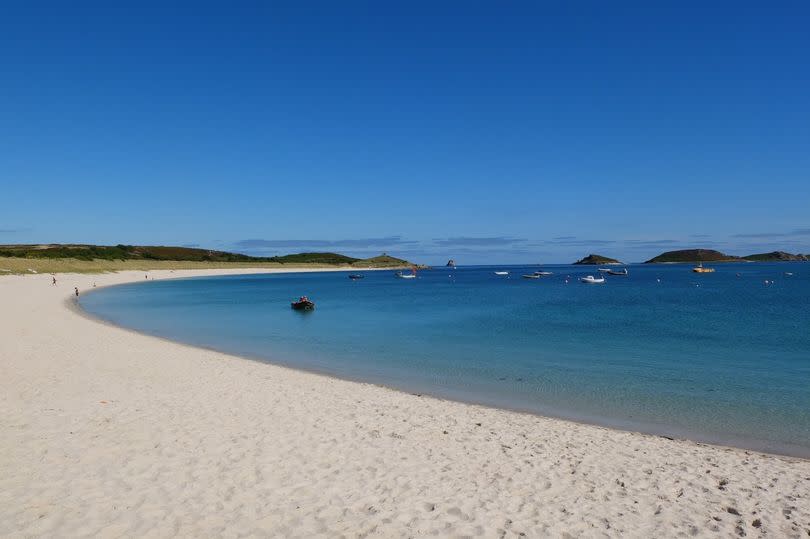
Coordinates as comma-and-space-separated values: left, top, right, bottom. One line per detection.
645, 248, 808, 264
645, 249, 739, 264
0, 244, 415, 274
573, 254, 622, 265
742, 251, 808, 262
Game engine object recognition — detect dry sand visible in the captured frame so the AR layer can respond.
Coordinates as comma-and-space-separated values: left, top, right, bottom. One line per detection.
1, 269, 808, 538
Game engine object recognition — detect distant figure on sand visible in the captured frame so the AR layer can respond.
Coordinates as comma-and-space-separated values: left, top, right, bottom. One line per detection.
52, 276, 56, 286
74, 287, 79, 297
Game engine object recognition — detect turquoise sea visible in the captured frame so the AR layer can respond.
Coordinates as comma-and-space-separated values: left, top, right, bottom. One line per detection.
80, 263, 810, 457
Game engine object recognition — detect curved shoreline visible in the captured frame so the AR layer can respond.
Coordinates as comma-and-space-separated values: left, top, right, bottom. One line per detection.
2, 268, 809, 537
75, 271, 810, 460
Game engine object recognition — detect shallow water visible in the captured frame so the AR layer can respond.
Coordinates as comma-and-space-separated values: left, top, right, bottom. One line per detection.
80, 263, 810, 456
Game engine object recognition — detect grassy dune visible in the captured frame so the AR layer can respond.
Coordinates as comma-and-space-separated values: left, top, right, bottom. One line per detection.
0, 257, 333, 275
0, 245, 415, 275
0, 257, 413, 275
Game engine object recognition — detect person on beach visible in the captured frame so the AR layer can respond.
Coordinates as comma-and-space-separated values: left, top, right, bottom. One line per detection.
52, 276, 57, 286
74, 287, 79, 297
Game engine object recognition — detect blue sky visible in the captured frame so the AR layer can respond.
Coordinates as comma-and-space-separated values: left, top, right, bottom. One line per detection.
1, 1, 808, 264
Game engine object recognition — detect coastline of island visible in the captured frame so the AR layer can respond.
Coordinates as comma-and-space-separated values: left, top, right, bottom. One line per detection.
2, 266, 808, 536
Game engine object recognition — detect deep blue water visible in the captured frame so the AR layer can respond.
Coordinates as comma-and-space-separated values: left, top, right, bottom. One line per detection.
80, 263, 810, 456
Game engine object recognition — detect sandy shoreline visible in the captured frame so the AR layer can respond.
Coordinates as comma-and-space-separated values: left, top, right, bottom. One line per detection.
1, 269, 809, 537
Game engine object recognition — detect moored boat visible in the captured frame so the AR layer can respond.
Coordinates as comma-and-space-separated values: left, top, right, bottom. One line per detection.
348, 274, 364, 280
395, 268, 418, 279
607, 268, 628, 276
291, 297, 315, 310
533, 271, 553, 276
692, 262, 715, 273
522, 274, 541, 279
580, 275, 605, 284
494, 271, 509, 275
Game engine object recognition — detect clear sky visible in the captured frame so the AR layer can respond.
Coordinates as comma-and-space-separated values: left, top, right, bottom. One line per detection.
2, 1, 809, 264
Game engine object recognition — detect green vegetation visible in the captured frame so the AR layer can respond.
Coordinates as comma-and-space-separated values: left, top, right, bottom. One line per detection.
270, 252, 359, 265
742, 251, 808, 262
0, 244, 263, 262
0, 244, 413, 275
573, 254, 622, 265
645, 248, 809, 264
270, 252, 411, 266
353, 254, 414, 267
645, 249, 740, 264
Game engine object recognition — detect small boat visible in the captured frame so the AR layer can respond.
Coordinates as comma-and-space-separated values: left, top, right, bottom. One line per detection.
533, 271, 553, 276
607, 268, 628, 276
395, 268, 418, 279
291, 298, 315, 310
494, 271, 509, 276
784, 272, 793, 276
692, 262, 715, 273
597, 268, 612, 273
522, 274, 541, 279
348, 274, 364, 280
580, 275, 605, 284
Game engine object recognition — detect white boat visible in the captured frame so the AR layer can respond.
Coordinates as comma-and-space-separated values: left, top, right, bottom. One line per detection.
597, 268, 611, 273
533, 271, 553, 276
607, 268, 628, 276
580, 275, 605, 284
395, 269, 418, 279
692, 262, 715, 273
494, 271, 509, 275
522, 274, 541, 279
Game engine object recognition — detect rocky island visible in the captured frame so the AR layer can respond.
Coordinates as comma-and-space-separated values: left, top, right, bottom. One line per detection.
646, 248, 809, 264
644, 249, 741, 264
743, 251, 808, 262
573, 254, 622, 265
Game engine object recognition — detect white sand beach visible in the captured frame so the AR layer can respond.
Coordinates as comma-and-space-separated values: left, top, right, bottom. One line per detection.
1, 269, 808, 538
